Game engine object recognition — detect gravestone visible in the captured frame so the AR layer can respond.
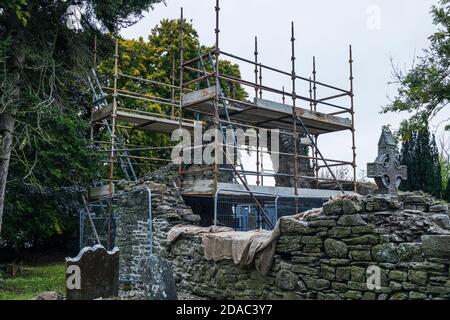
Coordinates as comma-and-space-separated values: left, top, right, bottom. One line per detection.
367, 126, 407, 198
65, 245, 119, 300
139, 255, 178, 300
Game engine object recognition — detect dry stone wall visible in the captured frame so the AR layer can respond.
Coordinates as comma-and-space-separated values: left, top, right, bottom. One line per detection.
114, 165, 200, 292
169, 193, 450, 300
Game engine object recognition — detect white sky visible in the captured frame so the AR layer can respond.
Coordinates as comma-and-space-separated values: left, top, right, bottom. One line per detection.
121, 0, 448, 184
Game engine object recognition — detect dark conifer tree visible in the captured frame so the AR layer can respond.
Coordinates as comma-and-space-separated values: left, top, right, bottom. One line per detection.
399, 126, 442, 198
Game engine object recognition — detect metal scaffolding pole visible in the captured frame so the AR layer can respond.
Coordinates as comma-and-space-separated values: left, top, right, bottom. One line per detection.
260, 140, 264, 186
309, 77, 313, 111
290, 22, 299, 196
90, 36, 97, 142
349, 45, 357, 192
312, 56, 319, 186
259, 64, 263, 99
213, 0, 220, 193
178, 8, 185, 178
254, 36, 259, 100
171, 55, 176, 119
109, 39, 119, 196
254, 36, 260, 186
296, 115, 345, 194
106, 38, 120, 249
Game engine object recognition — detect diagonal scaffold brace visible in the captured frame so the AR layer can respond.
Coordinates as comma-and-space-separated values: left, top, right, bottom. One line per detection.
295, 116, 345, 194
222, 150, 275, 229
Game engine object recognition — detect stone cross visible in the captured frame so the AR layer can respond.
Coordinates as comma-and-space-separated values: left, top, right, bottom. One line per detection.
65, 245, 119, 300
367, 126, 407, 198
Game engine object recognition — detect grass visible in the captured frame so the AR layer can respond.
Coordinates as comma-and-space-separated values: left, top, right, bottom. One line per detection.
0, 264, 65, 300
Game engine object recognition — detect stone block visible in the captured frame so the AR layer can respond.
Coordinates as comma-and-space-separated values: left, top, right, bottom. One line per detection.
342, 197, 364, 214
292, 266, 319, 276
337, 214, 367, 227
361, 292, 376, 300
320, 264, 336, 281
275, 270, 298, 291
371, 243, 398, 263
328, 227, 351, 238
390, 292, 408, 300
430, 214, 450, 230
421, 235, 450, 258
388, 270, 407, 282
308, 219, 337, 228
397, 243, 423, 262
279, 218, 315, 235
351, 226, 374, 234
409, 292, 427, 300
344, 290, 362, 300
350, 266, 366, 283
324, 238, 348, 258
301, 236, 323, 245
350, 250, 372, 261
323, 199, 343, 216
303, 276, 331, 291
408, 270, 428, 286
429, 204, 448, 214
344, 234, 380, 245
336, 267, 351, 281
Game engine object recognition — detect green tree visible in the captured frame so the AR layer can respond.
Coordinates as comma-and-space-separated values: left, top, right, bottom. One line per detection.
96, 19, 248, 177
0, 0, 163, 235
442, 158, 450, 201
382, 0, 449, 140
2, 112, 100, 250
399, 126, 442, 197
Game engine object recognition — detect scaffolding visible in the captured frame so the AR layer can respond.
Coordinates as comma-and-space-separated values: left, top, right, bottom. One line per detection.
87, 0, 357, 230
178, 0, 356, 194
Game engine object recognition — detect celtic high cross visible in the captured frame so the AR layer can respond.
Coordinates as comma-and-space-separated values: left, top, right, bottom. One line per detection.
367, 126, 407, 198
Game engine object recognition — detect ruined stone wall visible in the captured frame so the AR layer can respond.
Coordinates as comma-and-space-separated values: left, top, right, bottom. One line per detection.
113, 167, 200, 292
169, 193, 450, 300
114, 189, 152, 289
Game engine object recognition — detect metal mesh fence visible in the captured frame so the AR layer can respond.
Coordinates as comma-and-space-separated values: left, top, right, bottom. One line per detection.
275, 197, 327, 219
214, 193, 276, 231
79, 188, 151, 250
214, 190, 327, 231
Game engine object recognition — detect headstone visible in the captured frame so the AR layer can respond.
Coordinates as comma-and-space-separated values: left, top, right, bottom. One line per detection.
140, 255, 178, 300
367, 126, 407, 198
65, 245, 119, 300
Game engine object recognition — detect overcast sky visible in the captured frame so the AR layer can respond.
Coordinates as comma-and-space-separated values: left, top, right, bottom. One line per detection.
121, 0, 446, 184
